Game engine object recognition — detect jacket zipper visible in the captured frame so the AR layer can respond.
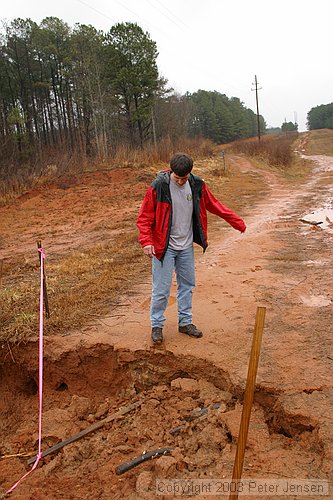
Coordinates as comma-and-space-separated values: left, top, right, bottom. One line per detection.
161, 208, 168, 233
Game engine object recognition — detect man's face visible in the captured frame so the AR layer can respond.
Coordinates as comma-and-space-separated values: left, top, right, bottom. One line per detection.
171, 172, 189, 186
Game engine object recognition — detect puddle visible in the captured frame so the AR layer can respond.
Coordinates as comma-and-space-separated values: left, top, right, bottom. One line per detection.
300, 294, 332, 307
303, 259, 330, 266
300, 208, 333, 232
300, 154, 333, 173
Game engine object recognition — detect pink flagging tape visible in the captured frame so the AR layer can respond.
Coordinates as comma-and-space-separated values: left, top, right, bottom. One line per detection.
5, 247, 45, 496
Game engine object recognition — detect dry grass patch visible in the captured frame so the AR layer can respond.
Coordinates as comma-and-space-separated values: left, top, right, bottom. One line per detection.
228, 135, 311, 184
228, 134, 305, 171
283, 154, 312, 181
198, 160, 268, 214
0, 233, 146, 346
303, 129, 333, 156
229, 134, 294, 166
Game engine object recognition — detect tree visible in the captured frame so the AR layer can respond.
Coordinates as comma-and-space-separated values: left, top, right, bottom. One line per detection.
3, 19, 40, 148
38, 17, 74, 149
187, 90, 261, 143
266, 127, 282, 135
0, 16, 269, 168
307, 103, 333, 130
70, 23, 106, 156
281, 121, 298, 133
103, 22, 160, 148
153, 91, 190, 142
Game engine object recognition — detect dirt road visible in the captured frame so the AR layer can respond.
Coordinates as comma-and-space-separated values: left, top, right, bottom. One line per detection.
1, 142, 332, 499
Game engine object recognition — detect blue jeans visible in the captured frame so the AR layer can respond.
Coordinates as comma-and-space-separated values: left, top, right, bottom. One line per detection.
151, 245, 195, 328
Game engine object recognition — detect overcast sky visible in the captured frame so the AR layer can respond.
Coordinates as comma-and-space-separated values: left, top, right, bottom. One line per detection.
1, 0, 332, 132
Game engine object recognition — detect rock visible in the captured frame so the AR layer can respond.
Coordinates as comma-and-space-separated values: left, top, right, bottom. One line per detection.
69, 395, 94, 419
183, 456, 196, 472
147, 398, 160, 408
198, 380, 233, 406
42, 455, 62, 476
151, 385, 169, 398
171, 378, 199, 393
113, 445, 134, 454
118, 351, 136, 363
218, 404, 242, 439
136, 471, 154, 499
42, 408, 72, 438
86, 413, 95, 424
171, 447, 187, 472
154, 455, 177, 475
95, 402, 109, 419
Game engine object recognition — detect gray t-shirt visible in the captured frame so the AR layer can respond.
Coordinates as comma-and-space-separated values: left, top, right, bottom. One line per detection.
169, 179, 193, 250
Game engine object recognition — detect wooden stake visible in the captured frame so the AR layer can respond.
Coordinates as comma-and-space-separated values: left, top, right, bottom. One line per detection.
229, 306, 266, 500
27, 401, 141, 465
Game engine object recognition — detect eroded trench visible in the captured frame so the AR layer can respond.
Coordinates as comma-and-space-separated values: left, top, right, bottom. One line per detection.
0, 343, 325, 498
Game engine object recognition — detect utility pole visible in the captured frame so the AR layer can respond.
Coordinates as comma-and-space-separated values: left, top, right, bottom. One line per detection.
251, 75, 262, 141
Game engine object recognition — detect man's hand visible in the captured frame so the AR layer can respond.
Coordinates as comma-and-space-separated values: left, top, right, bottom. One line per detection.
143, 245, 155, 258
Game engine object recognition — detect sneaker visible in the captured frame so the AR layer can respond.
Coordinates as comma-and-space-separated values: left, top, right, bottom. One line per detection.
179, 324, 203, 338
151, 327, 163, 344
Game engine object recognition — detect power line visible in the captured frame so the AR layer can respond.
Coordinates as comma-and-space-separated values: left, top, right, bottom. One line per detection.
76, 0, 170, 37
111, 0, 170, 35
144, 0, 184, 30
75, 0, 245, 96
76, 0, 258, 115
76, 0, 117, 25
153, 0, 188, 29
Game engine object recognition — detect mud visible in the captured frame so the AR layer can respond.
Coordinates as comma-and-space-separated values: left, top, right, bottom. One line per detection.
0, 345, 328, 499
1, 138, 333, 499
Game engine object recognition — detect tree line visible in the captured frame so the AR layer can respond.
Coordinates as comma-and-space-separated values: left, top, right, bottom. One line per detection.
307, 102, 333, 130
0, 18, 265, 166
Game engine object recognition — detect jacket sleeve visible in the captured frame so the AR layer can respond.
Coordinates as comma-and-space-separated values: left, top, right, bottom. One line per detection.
202, 183, 246, 232
136, 186, 156, 247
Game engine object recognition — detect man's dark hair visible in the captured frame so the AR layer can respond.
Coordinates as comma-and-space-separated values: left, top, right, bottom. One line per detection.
170, 153, 193, 176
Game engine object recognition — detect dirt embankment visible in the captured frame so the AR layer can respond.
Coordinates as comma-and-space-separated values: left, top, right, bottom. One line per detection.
1, 133, 333, 499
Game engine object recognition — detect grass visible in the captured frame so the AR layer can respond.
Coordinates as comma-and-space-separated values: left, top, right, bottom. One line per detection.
228, 133, 312, 182
301, 129, 333, 156
193, 156, 269, 213
0, 234, 146, 345
229, 134, 296, 167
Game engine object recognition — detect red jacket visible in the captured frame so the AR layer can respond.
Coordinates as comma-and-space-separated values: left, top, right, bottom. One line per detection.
137, 170, 246, 261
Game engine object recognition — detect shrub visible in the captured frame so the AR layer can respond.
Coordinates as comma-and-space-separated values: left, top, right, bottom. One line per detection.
229, 134, 297, 168
0, 136, 216, 204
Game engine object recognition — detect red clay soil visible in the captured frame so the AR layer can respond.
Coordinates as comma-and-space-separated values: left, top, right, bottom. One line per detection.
0, 138, 333, 499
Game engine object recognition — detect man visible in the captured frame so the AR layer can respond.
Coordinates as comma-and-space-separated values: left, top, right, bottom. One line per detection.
137, 152, 246, 344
